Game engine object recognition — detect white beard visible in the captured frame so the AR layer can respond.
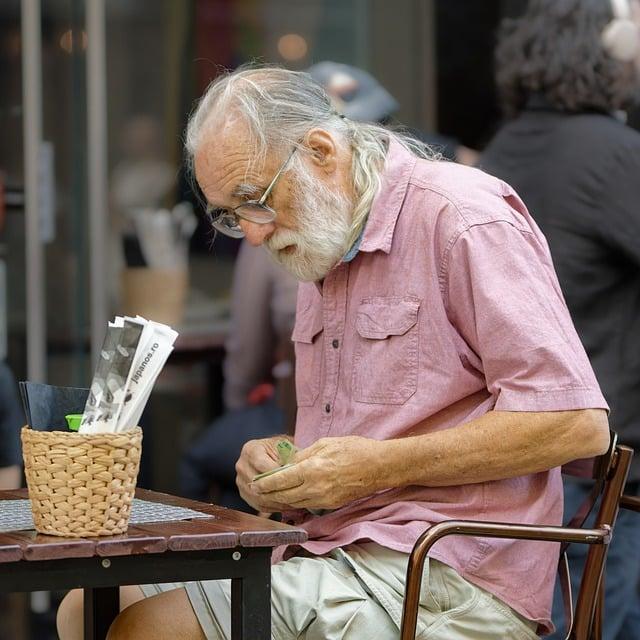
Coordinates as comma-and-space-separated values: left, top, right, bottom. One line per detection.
265, 162, 353, 282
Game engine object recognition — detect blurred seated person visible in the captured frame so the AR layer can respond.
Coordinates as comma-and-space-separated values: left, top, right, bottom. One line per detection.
307, 60, 479, 165
179, 239, 297, 510
0, 362, 23, 489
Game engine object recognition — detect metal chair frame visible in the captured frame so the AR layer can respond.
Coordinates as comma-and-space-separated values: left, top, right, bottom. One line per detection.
400, 437, 633, 640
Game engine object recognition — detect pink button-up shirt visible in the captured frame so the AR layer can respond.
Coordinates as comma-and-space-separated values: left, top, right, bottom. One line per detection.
286, 140, 607, 631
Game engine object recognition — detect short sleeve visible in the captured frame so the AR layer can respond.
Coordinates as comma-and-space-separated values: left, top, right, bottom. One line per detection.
444, 220, 608, 412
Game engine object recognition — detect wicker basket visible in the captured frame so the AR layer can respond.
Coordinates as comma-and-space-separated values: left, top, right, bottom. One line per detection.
21, 426, 143, 537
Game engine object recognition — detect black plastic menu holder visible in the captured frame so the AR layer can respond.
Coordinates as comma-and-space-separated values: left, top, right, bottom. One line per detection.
19, 382, 89, 431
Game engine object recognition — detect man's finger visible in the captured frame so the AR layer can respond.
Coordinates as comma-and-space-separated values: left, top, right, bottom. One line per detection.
262, 485, 313, 507
292, 442, 322, 463
246, 450, 280, 474
238, 484, 288, 513
253, 464, 305, 494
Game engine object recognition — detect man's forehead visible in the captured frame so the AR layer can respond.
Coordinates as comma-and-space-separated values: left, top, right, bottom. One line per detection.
194, 118, 250, 172
193, 121, 260, 198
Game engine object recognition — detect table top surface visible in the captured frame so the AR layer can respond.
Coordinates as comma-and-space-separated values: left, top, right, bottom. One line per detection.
0, 489, 307, 563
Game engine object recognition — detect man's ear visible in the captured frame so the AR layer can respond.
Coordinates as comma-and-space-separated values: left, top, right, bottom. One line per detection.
304, 128, 338, 173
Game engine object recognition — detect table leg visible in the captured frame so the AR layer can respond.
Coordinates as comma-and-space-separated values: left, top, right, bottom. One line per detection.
231, 549, 271, 640
83, 586, 120, 640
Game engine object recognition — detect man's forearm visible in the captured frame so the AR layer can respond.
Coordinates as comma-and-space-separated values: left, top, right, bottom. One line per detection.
378, 409, 610, 490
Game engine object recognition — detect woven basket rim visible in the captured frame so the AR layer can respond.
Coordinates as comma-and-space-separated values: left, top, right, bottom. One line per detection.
21, 425, 142, 439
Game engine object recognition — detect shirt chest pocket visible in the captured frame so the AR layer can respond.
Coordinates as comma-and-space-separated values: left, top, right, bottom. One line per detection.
291, 304, 324, 407
352, 296, 420, 404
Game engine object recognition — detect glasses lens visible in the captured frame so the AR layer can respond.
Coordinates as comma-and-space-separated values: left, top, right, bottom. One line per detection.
209, 211, 245, 239
236, 203, 276, 224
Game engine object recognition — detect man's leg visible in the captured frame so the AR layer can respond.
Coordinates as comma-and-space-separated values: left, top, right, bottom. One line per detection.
99, 550, 399, 640
57, 586, 146, 640
106, 588, 206, 640
93, 544, 539, 640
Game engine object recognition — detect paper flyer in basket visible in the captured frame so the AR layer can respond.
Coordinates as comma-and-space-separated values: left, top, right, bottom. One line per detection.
80, 322, 123, 431
80, 316, 178, 434
81, 319, 144, 433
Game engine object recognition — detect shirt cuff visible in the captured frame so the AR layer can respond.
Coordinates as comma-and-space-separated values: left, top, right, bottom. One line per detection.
493, 386, 610, 413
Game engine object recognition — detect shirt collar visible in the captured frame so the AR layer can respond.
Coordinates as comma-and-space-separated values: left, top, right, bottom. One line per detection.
357, 137, 417, 255
342, 224, 365, 263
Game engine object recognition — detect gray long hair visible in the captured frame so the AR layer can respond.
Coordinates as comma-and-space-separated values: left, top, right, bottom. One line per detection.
186, 64, 436, 247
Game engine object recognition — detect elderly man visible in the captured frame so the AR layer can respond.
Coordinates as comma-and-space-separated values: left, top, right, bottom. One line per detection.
58, 65, 609, 640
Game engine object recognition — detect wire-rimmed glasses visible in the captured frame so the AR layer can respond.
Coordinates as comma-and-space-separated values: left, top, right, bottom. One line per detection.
205, 147, 297, 239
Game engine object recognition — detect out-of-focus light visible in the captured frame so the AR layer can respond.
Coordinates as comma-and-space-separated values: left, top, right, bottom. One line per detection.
59, 29, 87, 54
277, 33, 308, 61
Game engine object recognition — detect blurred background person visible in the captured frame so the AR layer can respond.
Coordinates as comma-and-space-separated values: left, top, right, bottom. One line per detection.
480, 1, 640, 637
307, 60, 480, 165
180, 240, 297, 510
0, 362, 22, 490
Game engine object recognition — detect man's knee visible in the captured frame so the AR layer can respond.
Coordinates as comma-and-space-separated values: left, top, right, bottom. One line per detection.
57, 589, 84, 640
107, 588, 206, 640
57, 586, 146, 640
106, 601, 148, 640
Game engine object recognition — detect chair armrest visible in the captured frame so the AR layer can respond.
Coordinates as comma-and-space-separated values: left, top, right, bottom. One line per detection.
620, 494, 640, 513
400, 519, 610, 640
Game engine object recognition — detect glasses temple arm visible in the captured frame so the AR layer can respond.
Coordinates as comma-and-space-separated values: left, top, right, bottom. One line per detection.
257, 147, 298, 206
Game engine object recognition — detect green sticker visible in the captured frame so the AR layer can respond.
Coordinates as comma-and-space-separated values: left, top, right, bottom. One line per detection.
277, 440, 297, 465
65, 414, 83, 431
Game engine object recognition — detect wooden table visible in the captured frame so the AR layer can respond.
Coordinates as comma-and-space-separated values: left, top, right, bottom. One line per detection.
0, 488, 307, 639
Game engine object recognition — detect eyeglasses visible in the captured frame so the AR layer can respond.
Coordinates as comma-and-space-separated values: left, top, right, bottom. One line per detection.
205, 147, 297, 239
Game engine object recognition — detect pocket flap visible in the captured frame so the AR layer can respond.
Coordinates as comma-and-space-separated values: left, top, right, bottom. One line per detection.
292, 304, 323, 344
356, 297, 420, 339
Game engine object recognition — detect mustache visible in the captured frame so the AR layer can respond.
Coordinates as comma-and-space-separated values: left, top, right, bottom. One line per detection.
266, 229, 305, 252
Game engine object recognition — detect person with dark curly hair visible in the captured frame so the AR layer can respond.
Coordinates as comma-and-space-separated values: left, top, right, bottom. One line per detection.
481, 1, 640, 638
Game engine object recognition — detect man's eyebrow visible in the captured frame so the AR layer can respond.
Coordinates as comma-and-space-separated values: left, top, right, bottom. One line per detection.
205, 182, 264, 210
232, 182, 263, 198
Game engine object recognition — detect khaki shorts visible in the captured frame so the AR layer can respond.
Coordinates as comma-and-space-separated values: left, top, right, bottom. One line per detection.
141, 543, 539, 639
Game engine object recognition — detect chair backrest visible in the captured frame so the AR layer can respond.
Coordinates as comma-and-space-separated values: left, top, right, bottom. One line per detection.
560, 431, 618, 535
563, 440, 633, 640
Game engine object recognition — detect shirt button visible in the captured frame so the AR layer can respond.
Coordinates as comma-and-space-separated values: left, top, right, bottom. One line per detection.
332, 339, 339, 349
324, 403, 331, 413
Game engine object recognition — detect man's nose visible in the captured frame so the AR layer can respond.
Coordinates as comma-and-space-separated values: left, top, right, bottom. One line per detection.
239, 220, 275, 246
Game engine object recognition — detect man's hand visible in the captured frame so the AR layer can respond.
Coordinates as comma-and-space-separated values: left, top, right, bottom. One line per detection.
235, 436, 294, 513
252, 436, 385, 511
